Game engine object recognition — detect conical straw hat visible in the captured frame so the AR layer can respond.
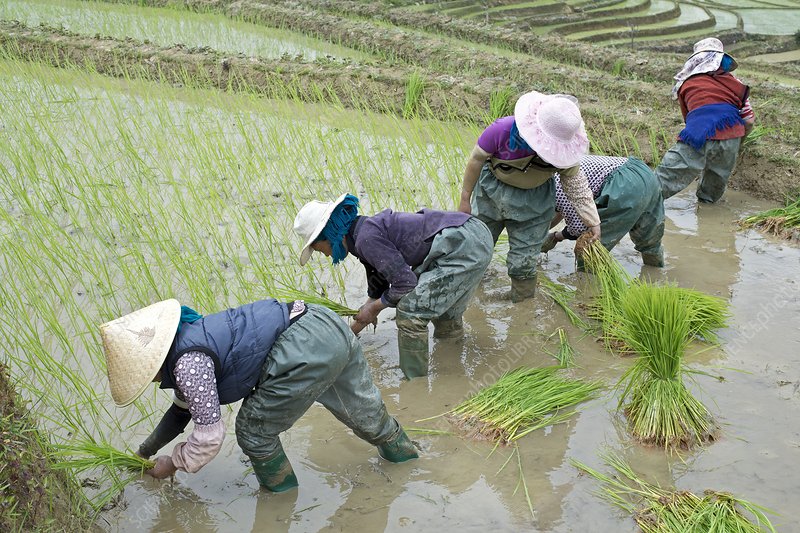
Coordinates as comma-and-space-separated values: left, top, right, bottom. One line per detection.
100, 299, 181, 407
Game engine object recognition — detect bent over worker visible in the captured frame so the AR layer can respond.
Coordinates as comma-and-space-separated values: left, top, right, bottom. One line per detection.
656, 37, 755, 203
542, 155, 665, 267
458, 91, 601, 301
100, 298, 417, 493
293, 194, 493, 379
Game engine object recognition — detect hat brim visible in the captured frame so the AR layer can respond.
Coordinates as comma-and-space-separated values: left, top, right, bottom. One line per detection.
102, 299, 181, 407
514, 92, 589, 169
688, 50, 738, 71
299, 192, 349, 266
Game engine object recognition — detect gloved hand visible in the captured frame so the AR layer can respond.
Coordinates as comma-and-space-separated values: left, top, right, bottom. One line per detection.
541, 232, 562, 253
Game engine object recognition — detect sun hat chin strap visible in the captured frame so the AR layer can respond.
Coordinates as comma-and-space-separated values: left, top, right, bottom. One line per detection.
177, 305, 203, 332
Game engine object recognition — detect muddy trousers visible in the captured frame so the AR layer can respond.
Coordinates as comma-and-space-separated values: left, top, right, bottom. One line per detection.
655, 138, 741, 203
471, 164, 555, 282
395, 217, 494, 378
595, 158, 665, 266
235, 304, 400, 472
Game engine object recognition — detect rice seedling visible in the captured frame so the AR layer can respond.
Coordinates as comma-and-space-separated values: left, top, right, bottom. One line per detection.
269, 286, 359, 316
580, 241, 631, 347
741, 124, 772, 149
675, 287, 730, 343
488, 86, 516, 120
740, 195, 800, 240
613, 283, 716, 448
572, 452, 777, 533
403, 70, 426, 119
51, 439, 155, 474
422, 366, 602, 444
549, 327, 576, 367
538, 276, 594, 332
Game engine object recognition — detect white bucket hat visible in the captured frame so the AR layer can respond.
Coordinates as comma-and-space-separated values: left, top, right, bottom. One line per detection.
293, 193, 350, 266
100, 299, 181, 407
514, 91, 589, 169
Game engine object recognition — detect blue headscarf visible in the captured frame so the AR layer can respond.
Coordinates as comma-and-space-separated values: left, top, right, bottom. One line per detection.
720, 54, 734, 73
509, 121, 532, 152
317, 194, 359, 264
177, 305, 203, 333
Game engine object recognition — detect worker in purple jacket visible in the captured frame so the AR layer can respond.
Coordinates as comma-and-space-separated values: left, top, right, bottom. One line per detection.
293, 194, 493, 379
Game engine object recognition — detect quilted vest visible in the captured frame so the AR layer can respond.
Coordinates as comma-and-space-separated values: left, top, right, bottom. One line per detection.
159, 299, 289, 405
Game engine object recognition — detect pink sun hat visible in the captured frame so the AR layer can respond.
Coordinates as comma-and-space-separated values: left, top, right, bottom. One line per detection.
514, 91, 589, 169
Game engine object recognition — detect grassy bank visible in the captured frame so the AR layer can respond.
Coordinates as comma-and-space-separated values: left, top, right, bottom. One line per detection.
0, 365, 94, 532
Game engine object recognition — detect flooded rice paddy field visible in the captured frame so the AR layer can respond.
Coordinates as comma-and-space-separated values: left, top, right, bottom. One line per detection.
1, 57, 799, 532
0, 0, 372, 61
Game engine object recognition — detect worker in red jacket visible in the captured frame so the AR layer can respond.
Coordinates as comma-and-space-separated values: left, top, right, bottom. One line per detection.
656, 38, 755, 203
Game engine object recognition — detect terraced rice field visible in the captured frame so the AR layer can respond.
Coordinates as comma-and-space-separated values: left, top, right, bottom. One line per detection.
421, 0, 800, 44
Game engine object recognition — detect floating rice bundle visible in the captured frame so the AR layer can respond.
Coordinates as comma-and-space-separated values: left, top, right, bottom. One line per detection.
740, 195, 800, 240
613, 283, 716, 448
434, 366, 602, 444
270, 287, 358, 316
572, 453, 777, 533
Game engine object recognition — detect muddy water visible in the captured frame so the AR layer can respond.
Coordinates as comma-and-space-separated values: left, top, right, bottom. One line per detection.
104, 188, 800, 532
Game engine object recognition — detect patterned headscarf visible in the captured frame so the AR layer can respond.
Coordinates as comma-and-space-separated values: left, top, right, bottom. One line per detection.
671, 51, 725, 99
317, 194, 359, 264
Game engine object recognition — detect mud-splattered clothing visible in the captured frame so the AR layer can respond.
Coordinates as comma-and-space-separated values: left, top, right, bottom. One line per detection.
346, 210, 471, 306
657, 72, 754, 202
557, 157, 664, 263
555, 155, 627, 238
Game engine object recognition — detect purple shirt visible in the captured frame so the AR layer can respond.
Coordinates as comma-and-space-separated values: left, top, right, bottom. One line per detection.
347, 209, 471, 306
477, 116, 535, 160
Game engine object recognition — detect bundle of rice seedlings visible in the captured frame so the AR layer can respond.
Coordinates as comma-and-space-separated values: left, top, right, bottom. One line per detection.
675, 287, 730, 343
740, 195, 800, 239
580, 241, 632, 348
539, 276, 594, 332
436, 366, 602, 444
613, 283, 716, 448
572, 452, 777, 533
51, 439, 156, 509
270, 287, 358, 316
51, 439, 155, 474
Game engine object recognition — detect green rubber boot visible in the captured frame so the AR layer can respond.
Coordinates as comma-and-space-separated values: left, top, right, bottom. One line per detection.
250, 449, 298, 493
377, 428, 419, 463
510, 275, 538, 303
396, 317, 430, 379
432, 317, 464, 339
641, 249, 665, 267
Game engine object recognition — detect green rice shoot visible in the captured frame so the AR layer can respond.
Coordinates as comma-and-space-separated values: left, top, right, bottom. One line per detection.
675, 287, 730, 343
740, 195, 800, 240
572, 452, 777, 533
443, 366, 602, 444
551, 327, 576, 367
51, 439, 155, 474
269, 287, 358, 316
539, 276, 594, 332
580, 241, 631, 347
613, 283, 716, 448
